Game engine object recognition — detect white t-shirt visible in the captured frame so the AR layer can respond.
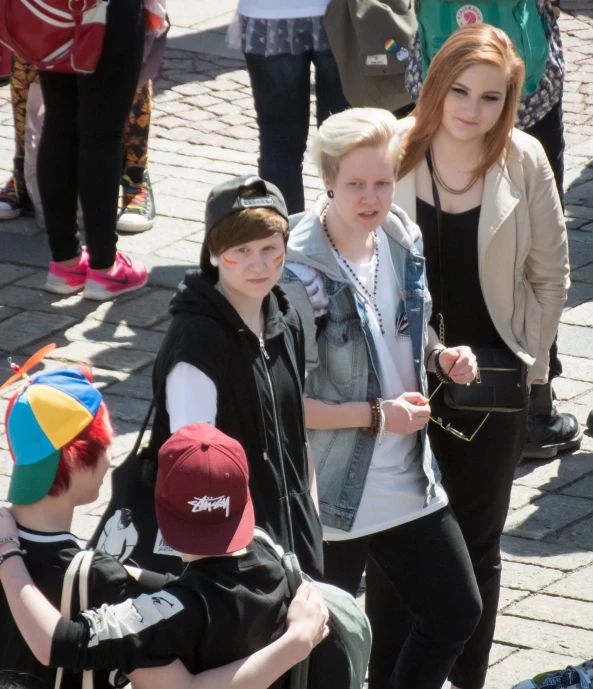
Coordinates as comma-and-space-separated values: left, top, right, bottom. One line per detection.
166, 362, 217, 431
324, 227, 447, 541
237, 0, 331, 20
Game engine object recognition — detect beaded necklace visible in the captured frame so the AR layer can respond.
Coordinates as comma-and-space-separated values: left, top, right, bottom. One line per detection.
322, 210, 385, 335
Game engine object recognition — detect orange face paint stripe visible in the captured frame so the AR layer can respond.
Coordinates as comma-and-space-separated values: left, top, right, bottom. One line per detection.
222, 256, 237, 268
273, 253, 285, 268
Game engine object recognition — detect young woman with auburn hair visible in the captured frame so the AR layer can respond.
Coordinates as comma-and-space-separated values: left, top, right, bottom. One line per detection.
388, 24, 570, 689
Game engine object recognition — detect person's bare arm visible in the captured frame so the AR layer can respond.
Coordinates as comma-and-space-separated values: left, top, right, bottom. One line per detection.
306, 443, 319, 514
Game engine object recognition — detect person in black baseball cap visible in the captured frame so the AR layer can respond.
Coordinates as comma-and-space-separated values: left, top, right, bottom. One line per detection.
128, 175, 324, 579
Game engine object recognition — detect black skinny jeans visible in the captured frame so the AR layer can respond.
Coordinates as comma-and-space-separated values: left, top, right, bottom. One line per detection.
322, 506, 482, 689
38, 0, 145, 270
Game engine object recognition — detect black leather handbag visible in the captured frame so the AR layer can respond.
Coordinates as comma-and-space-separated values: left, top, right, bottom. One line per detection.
427, 152, 528, 414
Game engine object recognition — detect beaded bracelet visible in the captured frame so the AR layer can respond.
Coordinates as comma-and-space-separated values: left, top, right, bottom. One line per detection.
368, 398, 381, 438
0, 536, 20, 547
434, 350, 454, 384
0, 548, 26, 568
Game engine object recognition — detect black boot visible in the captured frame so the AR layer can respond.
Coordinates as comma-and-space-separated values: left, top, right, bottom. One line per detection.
523, 382, 583, 460
587, 410, 593, 432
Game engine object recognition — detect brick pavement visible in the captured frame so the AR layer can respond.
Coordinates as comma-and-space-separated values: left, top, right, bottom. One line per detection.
1, 3, 593, 686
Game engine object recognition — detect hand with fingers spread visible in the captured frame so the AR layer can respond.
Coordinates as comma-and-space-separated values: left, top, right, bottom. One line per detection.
382, 392, 432, 435
439, 346, 477, 385
285, 583, 330, 660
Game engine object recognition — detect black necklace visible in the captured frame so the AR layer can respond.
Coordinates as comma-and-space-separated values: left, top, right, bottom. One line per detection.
322, 211, 385, 335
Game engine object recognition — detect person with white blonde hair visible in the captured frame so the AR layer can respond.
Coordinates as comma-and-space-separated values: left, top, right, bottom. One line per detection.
281, 107, 482, 689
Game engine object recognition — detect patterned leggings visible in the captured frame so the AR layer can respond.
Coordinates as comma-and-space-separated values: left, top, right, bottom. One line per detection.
9, 53, 151, 168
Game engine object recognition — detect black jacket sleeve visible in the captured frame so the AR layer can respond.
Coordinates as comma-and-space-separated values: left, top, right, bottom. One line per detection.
51, 586, 203, 674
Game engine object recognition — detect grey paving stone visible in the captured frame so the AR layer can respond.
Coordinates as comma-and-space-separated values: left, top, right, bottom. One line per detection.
558, 323, 593, 357
0, 263, 37, 286
501, 534, 593, 571
102, 393, 155, 424
509, 485, 544, 512
44, 341, 155, 373
514, 454, 593, 491
567, 241, 593, 270
566, 204, 593, 221
543, 564, 593, 602
157, 194, 205, 222
557, 354, 593, 383
550, 514, 593, 551
559, 475, 593, 499
551, 376, 593, 400
0, 311, 75, 352
152, 177, 213, 201
0, 285, 102, 319
108, 420, 145, 461
0, 449, 12, 477
485, 649, 583, 689
498, 588, 530, 609
155, 240, 201, 263
507, 593, 593, 631
487, 643, 518, 666
571, 262, 593, 285
505, 494, 593, 539
107, 374, 153, 401
0, 473, 10, 507
63, 320, 164, 354
89, 289, 172, 328
500, 561, 564, 592
494, 615, 593, 657
0, 305, 20, 323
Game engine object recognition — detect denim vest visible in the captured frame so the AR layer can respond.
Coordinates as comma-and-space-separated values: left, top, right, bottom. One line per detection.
282, 200, 441, 532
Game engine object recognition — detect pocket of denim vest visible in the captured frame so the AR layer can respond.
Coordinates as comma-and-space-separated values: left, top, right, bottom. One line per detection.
322, 317, 363, 385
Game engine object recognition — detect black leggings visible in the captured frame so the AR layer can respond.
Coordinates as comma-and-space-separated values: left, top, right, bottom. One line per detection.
38, 0, 145, 270
322, 506, 482, 689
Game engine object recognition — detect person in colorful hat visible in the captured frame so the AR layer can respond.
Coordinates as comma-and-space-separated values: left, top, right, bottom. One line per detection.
0, 422, 330, 689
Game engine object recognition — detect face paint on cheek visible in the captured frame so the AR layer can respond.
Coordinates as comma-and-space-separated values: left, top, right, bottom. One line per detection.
222, 256, 238, 270
273, 253, 285, 270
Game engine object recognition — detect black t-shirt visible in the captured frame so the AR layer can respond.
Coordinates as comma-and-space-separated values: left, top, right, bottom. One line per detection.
0, 526, 170, 689
51, 539, 291, 688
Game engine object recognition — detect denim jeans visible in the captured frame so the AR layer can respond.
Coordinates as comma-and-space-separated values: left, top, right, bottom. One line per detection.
245, 50, 349, 214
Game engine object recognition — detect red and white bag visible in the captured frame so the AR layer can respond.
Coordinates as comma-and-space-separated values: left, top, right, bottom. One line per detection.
0, 0, 109, 74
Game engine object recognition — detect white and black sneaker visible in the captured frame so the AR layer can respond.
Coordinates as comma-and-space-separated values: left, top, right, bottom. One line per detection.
116, 165, 156, 233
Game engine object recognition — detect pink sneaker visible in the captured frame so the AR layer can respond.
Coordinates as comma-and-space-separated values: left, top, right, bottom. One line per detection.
45, 249, 90, 295
83, 251, 148, 300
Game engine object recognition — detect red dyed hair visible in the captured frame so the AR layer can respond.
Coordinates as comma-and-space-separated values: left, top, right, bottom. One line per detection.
48, 366, 113, 497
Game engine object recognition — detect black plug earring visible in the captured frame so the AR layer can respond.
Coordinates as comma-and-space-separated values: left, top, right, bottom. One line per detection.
327, 190, 334, 198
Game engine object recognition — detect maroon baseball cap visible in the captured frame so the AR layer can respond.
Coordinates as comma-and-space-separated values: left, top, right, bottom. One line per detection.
155, 423, 255, 556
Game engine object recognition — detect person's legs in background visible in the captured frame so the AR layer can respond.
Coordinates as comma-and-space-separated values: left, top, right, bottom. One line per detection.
245, 51, 312, 214
311, 50, 350, 127
117, 80, 156, 233
0, 55, 38, 220
522, 102, 583, 459
39, 0, 147, 299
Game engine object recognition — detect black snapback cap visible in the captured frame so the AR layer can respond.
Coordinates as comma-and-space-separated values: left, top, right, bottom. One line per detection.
200, 175, 289, 274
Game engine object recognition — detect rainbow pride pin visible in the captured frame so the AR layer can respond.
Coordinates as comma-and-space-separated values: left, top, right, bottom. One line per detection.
384, 39, 397, 53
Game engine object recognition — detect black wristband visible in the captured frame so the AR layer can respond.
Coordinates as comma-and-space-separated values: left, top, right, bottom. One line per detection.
434, 350, 454, 384
0, 548, 26, 567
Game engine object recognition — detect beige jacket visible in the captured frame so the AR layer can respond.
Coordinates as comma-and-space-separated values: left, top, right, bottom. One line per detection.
394, 123, 570, 383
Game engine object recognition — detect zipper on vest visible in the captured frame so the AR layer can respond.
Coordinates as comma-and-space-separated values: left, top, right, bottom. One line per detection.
259, 341, 295, 552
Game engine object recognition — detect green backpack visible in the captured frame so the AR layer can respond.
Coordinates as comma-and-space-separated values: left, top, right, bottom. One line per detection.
415, 0, 550, 96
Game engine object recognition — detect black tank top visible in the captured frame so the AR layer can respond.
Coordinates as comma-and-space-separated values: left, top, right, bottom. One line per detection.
417, 197, 506, 349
